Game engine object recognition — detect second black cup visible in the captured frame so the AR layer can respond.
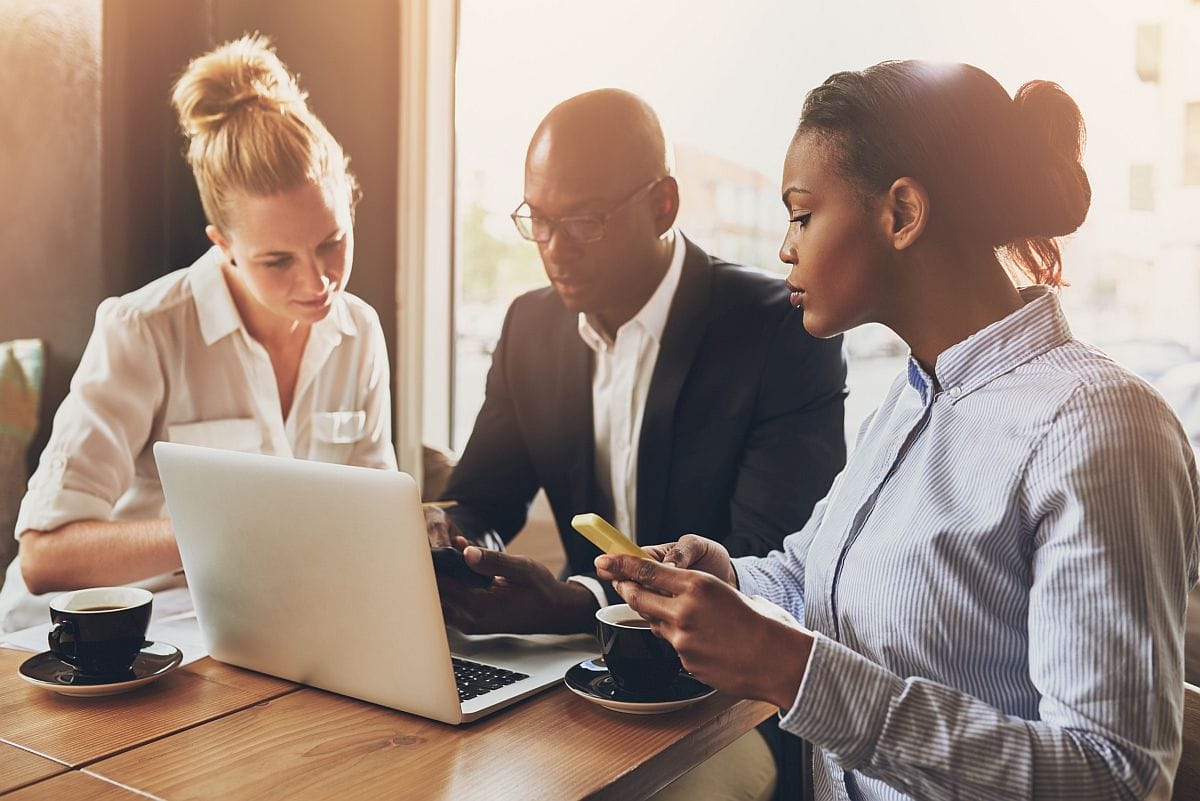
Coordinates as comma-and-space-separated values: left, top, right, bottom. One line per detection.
596, 603, 682, 697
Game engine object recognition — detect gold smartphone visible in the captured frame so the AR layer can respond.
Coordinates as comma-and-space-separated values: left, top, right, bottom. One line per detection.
570, 513, 652, 559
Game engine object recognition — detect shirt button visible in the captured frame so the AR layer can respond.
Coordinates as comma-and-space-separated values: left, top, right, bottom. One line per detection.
51, 456, 67, 469
948, 386, 962, 399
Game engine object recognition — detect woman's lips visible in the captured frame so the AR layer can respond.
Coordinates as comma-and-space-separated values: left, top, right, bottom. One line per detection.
785, 282, 804, 308
295, 293, 331, 308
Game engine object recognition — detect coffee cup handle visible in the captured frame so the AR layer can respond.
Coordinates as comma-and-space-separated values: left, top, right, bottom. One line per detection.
48, 619, 76, 660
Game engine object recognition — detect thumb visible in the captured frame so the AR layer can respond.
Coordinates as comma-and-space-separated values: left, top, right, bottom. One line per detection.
661, 534, 704, 568
463, 546, 532, 581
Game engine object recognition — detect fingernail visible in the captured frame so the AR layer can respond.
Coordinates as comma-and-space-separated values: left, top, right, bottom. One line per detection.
595, 556, 610, 570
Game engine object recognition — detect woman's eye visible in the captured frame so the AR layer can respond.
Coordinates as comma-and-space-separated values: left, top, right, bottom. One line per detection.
319, 236, 345, 251
789, 212, 812, 228
265, 257, 292, 269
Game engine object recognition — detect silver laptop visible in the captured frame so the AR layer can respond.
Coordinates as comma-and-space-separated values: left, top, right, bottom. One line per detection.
154, 441, 598, 724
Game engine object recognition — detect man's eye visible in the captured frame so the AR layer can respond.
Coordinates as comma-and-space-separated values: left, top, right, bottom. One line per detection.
789, 212, 812, 228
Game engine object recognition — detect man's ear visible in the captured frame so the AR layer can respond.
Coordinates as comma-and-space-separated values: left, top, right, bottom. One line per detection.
886, 177, 929, 252
652, 176, 680, 236
206, 225, 235, 265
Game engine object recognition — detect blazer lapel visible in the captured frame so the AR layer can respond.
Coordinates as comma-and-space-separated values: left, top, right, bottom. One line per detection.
553, 308, 598, 516
636, 237, 712, 542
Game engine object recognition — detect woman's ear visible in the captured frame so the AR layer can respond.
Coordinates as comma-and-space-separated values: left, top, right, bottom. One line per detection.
886, 177, 929, 252
206, 225, 236, 266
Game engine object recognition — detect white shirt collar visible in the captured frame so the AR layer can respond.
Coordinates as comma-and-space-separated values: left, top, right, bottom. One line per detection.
577, 229, 685, 351
189, 245, 357, 347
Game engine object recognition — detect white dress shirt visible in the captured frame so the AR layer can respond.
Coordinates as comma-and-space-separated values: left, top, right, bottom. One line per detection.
570, 231, 684, 607
0, 246, 396, 633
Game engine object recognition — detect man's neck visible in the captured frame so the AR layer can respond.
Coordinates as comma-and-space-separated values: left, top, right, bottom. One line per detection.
591, 234, 675, 339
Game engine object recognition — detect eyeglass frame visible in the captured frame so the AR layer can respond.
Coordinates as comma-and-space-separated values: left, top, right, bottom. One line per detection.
509, 177, 666, 245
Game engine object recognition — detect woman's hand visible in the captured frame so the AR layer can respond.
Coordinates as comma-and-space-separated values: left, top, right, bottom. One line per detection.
640, 534, 737, 586
595, 554, 813, 710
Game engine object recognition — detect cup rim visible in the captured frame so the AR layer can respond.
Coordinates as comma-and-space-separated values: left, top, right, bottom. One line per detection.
49, 586, 153, 614
595, 602, 653, 629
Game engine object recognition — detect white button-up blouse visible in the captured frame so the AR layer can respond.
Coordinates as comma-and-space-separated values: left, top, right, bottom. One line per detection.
0, 246, 396, 632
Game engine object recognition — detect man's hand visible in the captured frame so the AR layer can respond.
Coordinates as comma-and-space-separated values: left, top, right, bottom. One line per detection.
595, 553, 812, 710
641, 534, 737, 586
437, 536, 599, 635
424, 507, 460, 547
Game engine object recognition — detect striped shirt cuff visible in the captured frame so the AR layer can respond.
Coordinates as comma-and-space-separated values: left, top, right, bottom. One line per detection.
732, 557, 764, 597
778, 631, 905, 770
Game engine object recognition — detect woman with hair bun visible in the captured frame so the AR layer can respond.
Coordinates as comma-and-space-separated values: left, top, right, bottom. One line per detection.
0, 34, 396, 632
597, 61, 1198, 799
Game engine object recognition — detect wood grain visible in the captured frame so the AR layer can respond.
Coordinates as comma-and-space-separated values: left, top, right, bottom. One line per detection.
0, 742, 67, 794
178, 656, 298, 696
2, 770, 144, 800
0, 648, 298, 767
88, 684, 774, 801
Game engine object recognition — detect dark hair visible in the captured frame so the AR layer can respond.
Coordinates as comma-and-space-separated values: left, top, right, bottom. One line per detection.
796, 61, 1090, 286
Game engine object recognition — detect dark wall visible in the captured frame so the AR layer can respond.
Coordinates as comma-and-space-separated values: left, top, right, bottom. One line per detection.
0, 1, 107, 471
212, 0, 400, 391
0, 0, 401, 474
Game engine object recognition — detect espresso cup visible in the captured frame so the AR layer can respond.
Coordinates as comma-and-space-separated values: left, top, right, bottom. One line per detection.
596, 603, 682, 698
48, 587, 153, 677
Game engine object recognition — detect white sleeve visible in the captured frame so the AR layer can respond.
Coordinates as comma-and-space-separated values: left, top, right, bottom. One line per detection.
15, 299, 164, 535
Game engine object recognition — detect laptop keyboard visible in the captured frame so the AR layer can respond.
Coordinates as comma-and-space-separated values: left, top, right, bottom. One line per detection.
451, 657, 529, 701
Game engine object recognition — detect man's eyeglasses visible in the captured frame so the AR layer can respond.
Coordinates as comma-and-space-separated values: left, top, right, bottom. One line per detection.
510, 178, 664, 244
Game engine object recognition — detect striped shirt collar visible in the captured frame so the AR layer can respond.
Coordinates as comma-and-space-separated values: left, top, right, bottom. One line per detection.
908, 285, 1072, 404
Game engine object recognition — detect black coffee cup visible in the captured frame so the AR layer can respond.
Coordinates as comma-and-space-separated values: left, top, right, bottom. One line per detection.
596, 603, 682, 698
48, 587, 153, 677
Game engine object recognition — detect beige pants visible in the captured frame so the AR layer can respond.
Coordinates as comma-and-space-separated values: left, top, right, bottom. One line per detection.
652, 730, 777, 801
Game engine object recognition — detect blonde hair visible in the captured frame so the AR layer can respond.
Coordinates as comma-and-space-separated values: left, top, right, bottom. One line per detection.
171, 33, 358, 235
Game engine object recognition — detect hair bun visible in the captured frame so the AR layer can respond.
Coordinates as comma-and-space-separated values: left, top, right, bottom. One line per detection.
1011, 80, 1091, 238
172, 33, 308, 139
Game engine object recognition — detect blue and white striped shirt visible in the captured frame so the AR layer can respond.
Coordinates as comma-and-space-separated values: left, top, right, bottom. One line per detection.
734, 287, 1199, 801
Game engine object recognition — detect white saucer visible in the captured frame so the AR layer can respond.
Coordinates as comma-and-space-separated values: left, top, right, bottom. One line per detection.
564, 658, 716, 715
18, 641, 183, 697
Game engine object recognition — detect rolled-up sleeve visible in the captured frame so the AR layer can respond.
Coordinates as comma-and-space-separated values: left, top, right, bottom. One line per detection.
14, 299, 164, 535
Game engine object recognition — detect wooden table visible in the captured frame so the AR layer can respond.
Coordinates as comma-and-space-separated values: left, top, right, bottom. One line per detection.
0, 646, 773, 800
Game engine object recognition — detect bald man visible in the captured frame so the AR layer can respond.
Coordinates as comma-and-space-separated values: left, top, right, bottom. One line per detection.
433, 88, 844, 801
435, 89, 846, 630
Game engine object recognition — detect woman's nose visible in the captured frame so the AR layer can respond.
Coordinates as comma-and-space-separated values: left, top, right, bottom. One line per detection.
779, 237, 797, 266
301, 256, 331, 292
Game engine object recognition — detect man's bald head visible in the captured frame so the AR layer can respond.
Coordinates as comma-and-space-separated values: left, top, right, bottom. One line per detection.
520, 89, 680, 335
526, 89, 670, 191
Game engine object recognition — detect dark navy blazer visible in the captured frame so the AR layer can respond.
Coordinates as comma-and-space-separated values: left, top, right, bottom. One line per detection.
444, 236, 848, 594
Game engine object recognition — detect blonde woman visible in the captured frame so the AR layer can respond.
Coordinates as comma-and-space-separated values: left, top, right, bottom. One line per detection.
0, 35, 395, 633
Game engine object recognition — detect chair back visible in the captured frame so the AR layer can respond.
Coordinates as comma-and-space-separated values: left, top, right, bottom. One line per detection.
0, 338, 44, 589
1174, 682, 1200, 800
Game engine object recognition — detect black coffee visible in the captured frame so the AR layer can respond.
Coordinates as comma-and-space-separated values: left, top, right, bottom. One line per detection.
616, 618, 653, 628
77, 605, 126, 612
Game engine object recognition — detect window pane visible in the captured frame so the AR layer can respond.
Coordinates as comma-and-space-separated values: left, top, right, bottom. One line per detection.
453, 0, 1197, 451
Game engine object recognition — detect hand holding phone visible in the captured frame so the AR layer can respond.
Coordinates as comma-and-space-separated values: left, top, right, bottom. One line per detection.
570, 513, 651, 558
431, 546, 494, 588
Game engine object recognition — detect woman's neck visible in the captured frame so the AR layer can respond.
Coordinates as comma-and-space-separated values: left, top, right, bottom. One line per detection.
887, 249, 1026, 375
221, 262, 310, 353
